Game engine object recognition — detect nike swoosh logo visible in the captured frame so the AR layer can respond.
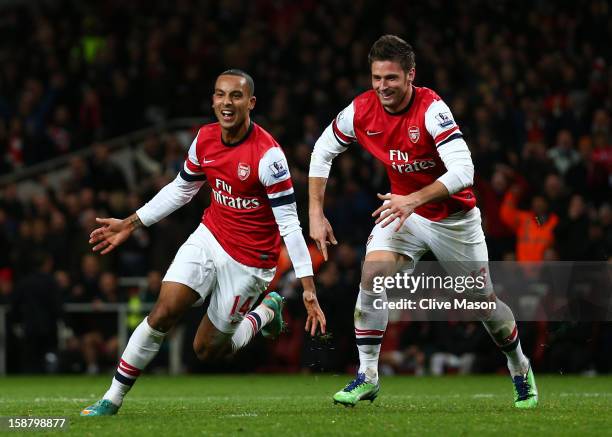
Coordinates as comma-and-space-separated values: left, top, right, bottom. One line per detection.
203, 159, 215, 164
366, 130, 383, 136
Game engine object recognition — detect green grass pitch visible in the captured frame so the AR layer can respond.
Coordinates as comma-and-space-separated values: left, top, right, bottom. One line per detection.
1, 375, 611, 436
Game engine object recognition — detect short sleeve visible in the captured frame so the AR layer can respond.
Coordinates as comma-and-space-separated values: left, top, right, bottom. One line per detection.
331, 101, 357, 146
180, 129, 206, 181
424, 100, 463, 148
259, 147, 295, 207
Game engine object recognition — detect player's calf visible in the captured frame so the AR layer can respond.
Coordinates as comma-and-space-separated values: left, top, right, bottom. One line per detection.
192, 315, 233, 361
192, 293, 282, 361
81, 282, 198, 417
81, 316, 166, 416
480, 294, 538, 408
354, 287, 387, 384
351, 252, 403, 389
481, 296, 530, 375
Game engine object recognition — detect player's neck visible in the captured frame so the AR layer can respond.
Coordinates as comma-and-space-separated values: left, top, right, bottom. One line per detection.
221, 119, 253, 146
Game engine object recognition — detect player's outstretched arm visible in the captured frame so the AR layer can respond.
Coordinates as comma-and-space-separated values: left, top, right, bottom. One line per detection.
89, 213, 143, 255
300, 276, 326, 336
308, 177, 337, 261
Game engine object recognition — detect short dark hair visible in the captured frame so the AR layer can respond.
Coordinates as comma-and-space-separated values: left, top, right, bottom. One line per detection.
219, 69, 255, 96
368, 35, 415, 72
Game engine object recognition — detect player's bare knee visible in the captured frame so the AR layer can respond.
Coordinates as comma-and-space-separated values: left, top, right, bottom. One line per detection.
147, 304, 177, 332
192, 339, 210, 361
361, 261, 393, 292
474, 293, 497, 320
193, 337, 225, 362
361, 251, 410, 291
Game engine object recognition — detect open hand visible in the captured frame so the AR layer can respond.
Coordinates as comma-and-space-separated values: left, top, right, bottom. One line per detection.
303, 289, 326, 336
89, 217, 133, 255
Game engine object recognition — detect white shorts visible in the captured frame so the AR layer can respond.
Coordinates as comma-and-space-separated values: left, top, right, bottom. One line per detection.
163, 224, 276, 333
366, 207, 493, 295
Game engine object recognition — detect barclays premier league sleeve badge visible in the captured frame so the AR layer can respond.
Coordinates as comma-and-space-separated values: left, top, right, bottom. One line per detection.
435, 112, 454, 128
269, 160, 288, 179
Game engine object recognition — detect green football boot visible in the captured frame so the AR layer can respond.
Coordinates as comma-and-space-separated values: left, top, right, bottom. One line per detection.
512, 365, 538, 409
333, 373, 380, 407
261, 291, 285, 339
80, 399, 119, 416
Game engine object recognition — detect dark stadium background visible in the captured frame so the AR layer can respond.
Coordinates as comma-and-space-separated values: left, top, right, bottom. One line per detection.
0, 0, 610, 377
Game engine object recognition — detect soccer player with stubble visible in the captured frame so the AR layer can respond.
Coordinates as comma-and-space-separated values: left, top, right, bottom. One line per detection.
81, 70, 326, 416
309, 35, 537, 408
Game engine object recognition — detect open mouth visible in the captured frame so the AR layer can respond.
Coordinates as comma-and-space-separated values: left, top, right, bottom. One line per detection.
379, 91, 394, 102
220, 109, 235, 122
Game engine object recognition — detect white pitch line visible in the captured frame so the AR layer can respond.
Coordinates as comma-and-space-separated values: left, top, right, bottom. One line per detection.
559, 392, 612, 397
223, 413, 259, 418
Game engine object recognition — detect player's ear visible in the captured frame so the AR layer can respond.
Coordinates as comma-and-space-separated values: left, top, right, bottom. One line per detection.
248, 95, 256, 110
407, 68, 416, 82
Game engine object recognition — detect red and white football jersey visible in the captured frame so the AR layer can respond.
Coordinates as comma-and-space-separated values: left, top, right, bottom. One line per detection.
330, 87, 476, 221
182, 122, 295, 269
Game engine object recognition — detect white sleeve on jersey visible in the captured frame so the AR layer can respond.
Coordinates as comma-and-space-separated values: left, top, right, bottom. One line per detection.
259, 147, 313, 278
136, 132, 206, 226
436, 140, 474, 194
186, 133, 201, 167
424, 100, 474, 194
136, 172, 205, 226
309, 101, 356, 178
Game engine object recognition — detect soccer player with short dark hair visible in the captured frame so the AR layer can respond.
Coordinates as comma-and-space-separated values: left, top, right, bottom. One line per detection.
81, 69, 326, 416
309, 35, 537, 408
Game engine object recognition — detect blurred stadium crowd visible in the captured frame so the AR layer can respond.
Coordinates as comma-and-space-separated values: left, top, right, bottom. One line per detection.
0, 0, 610, 375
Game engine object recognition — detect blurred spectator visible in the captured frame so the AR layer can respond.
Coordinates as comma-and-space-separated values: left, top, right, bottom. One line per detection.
79, 87, 103, 144
63, 157, 95, 191
565, 141, 608, 203
0, 268, 13, 305
547, 130, 580, 176
474, 168, 516, 260
89, 143, 128, 193
380, 322, 432, 376
0, 208, 13, 268
555, 195, 591, 260
82, 272, 121, 374
500, 186, 559, 261
543, 174, 569, 218
46, 105, 77, 155
133, 134, 164, 182
598, 203, 612, 258
0, 185, 23, 222
142, 270, 162, 303
70, 254, 101, 303
11, 252, 61, 373
430, 322, 482, 375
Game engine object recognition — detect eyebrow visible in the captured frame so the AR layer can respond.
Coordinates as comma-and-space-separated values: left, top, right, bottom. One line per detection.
372, 73, 400, 78
214, 88, 244, 94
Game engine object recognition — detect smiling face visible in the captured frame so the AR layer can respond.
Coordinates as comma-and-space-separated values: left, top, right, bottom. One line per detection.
371, 60, 414, 113
212, 74, 256, 134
